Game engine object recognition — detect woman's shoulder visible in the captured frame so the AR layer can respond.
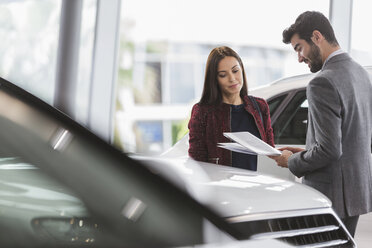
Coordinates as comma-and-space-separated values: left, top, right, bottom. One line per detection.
192, 102, 222, 111
244, 95, 269, 111
191, 103, 209, 116
243, 95, 267, 104
249, 95, 268, 103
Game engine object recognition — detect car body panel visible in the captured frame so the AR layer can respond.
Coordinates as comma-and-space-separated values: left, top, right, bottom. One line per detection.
249, 73, 313, 100
135, 155, 331, 218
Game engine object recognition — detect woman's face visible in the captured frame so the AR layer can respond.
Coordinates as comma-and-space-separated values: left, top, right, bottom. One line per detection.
217, 56, 243, 99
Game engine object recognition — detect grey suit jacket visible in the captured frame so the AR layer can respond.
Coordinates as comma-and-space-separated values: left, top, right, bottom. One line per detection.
288, 53, 372, 218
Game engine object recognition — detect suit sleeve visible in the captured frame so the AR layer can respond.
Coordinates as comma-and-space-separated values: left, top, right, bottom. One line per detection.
288, 77, 342, 177
188, 104, 208, 162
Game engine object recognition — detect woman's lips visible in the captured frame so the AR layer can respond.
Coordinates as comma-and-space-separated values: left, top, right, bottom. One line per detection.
229, 83, 240, 88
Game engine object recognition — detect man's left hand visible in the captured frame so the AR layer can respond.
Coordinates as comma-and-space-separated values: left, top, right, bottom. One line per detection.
273, 150, 293, 168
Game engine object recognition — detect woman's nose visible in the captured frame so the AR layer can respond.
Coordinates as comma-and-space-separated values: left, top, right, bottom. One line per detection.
229, 74, 235, 82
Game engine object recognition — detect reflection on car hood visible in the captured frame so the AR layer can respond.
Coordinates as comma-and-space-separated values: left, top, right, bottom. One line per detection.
133, 155, 331, 218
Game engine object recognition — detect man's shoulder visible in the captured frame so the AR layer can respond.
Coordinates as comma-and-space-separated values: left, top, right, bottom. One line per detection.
307, 74, 337, 98
309, 72, 332, 86
316, 57, 369, 84
311, 59, 354, 85
323, 53, 364, 75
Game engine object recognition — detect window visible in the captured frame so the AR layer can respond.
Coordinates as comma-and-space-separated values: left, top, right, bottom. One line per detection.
0, 0, 61, 103
169, 62, 195, 104
0, 0, 97, 126
134, 121, 163, 154
272, 90, 307, 145
268, 93, 288, 117
351, 0, 372, 66
75, 0, 97, 124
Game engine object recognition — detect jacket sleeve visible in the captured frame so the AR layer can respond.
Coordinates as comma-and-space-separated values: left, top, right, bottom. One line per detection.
188, 104, 208, 162
288, 77, 342, 178
256, 97, 275, 147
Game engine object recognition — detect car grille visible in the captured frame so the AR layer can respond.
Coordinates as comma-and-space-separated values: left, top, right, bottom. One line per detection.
232, 214, 353, 247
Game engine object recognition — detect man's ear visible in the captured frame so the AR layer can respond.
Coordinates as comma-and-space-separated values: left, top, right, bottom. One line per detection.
311, 30, 323, 45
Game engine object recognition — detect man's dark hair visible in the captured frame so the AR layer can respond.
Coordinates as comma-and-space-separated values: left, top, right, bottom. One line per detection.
282, 11, 339, 46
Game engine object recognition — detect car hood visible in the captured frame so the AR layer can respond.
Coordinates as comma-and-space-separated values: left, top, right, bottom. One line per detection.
133, 155, 331, 218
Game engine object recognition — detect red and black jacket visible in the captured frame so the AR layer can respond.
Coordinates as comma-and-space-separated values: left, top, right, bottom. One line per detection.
188, 95, 275, 166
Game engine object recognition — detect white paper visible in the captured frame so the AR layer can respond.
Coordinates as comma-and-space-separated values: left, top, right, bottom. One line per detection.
217, 143, 257, 155
221, 132, 281, 156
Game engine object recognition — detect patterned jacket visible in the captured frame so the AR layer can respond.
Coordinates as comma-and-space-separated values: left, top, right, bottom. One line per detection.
188, 95, 274, 166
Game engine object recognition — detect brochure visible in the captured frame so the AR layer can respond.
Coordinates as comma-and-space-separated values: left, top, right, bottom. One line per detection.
218, 131, 281, 156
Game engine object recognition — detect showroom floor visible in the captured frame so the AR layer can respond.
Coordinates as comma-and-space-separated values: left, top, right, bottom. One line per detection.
355, 212, 372, 247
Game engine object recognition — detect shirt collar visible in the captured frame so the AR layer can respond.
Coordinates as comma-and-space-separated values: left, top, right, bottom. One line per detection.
322, 49, 345, 70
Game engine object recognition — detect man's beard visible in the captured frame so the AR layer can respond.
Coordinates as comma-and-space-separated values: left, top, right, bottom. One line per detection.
307, 42, 323, 73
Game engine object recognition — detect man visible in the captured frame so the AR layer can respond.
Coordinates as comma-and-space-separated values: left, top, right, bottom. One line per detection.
274, 11, 372, 237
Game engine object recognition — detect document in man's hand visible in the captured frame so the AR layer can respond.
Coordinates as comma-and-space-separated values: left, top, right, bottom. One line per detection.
218, 132, 281, 156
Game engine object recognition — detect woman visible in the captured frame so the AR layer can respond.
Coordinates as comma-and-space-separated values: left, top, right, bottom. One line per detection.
188, 46, 274, 171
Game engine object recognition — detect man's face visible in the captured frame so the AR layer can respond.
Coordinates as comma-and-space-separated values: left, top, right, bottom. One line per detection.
290, 33, 323, 73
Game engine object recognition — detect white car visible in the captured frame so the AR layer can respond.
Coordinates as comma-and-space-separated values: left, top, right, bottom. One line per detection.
0, 75, 356, 247
138, 155, 355, 247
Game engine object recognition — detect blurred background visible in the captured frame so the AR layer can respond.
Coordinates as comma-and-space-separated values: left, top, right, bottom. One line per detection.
0, 0, 371, 155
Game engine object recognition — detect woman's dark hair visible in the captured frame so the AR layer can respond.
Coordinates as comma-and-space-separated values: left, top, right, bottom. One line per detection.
199, 46, 248, 105
282, 11, 339, 46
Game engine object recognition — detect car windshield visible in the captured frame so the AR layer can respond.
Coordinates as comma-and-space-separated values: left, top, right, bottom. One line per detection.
0, 77, 237, 247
